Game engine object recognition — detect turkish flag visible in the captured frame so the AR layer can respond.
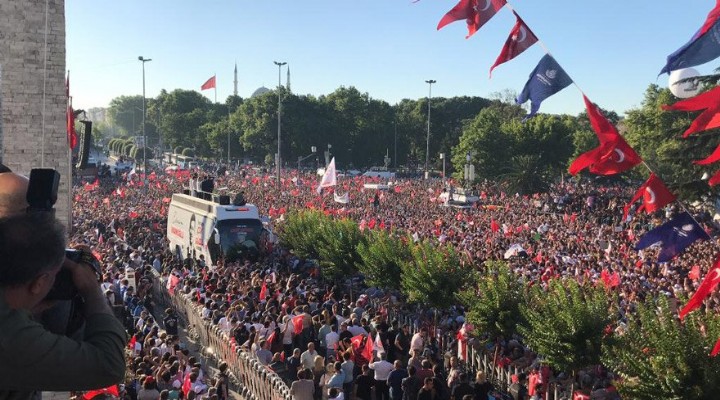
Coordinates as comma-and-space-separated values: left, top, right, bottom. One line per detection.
437, 0, 507, 39
201, 75, 216, 90
363, 333, 374, 363
67, 104, 77, 149
82, 385, 119, 400
689, 265, 701, 281
569, 95, 641, 176
623, 174, 676, 220
350, 334, 365, 360
662, 85, 720, 137
489, 12, 537, 77
292, 314, 304, 334
679, 257, 720, 320
267, 331, 276, 345
712, 337, 720, 357
259, 282, 268, 301
490, 219, 500, 233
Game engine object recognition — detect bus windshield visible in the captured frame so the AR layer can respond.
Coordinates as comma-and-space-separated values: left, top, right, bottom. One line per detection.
215, 219, 264, 261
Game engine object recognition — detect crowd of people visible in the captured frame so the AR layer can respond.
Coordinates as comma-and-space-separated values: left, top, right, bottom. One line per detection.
65, 159, 720, 400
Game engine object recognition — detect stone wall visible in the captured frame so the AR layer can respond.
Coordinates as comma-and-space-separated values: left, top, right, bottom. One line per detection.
0, 0, 70, 226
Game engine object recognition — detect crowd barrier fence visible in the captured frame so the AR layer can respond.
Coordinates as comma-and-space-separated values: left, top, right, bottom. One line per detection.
150, 271, 293, 400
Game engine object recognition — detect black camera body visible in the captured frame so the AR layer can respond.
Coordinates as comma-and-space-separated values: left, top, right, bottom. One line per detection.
44, 249, 102, 301
26, 169, 102, 301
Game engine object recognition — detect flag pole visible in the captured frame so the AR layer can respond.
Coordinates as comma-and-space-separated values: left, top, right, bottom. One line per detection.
214, 73, 217, 103
504, 2, 584, 95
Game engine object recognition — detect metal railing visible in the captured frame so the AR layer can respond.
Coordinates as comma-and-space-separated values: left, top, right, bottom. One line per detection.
150, 272, 292, 400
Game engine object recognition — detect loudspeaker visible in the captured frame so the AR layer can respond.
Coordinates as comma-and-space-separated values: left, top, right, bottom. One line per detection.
26, 169, 60, 212
75, 121, 92, 169
213, 194, 230, 205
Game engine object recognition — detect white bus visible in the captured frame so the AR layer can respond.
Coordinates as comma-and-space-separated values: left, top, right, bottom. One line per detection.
167, 193, 270, 266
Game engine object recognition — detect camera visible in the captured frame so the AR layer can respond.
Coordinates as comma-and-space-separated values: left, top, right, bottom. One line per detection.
26, 169, 102, 301
44, 249, 102, 301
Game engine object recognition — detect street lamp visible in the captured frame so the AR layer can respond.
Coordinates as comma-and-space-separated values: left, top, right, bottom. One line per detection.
297, 146, 317, 171
274, 61, 287, 186
424, 79, 436, 179
138, 56, 152, 187
324, 144, 332, 166
439, 153, 446, 181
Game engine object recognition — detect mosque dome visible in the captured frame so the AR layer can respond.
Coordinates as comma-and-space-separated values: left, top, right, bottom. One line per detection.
251, 86, 271, 98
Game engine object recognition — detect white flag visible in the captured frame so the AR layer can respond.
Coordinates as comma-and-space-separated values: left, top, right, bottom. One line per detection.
334, 191, 349, 204
317, 157, 337, 194
374, 332, 385, 354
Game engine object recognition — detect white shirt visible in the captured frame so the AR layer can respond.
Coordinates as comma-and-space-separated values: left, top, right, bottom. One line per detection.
369, 360, 394, 381
325, 331, 340, 351
348, 325, 366, 337
281, 322, 295, 345
301, 349, 318, 370
218, 317, 232, 335
410, 333, 424, 352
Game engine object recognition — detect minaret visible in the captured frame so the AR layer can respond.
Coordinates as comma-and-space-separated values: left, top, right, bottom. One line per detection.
233, 62, 238, 96
286, 65, 291, 93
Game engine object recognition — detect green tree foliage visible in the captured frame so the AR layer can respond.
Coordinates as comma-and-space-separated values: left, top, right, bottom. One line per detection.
155, 89, 212, 155
458, 261, 526, 342
400, 240, 473, 309
278, 210, 329, 260
452, 102, 575, 189
315, 217, 365, 281
623, 84, 714, 198
356, 230, 408, 291
519, 279, 612, 374
602, 296, 720, 400
107, 95, 144, 136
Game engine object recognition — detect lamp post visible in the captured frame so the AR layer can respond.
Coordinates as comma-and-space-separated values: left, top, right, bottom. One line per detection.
138, 56, 152, 187
297, 146, 317, 171
424, 79, 436, 179
274, 61, 287, 186
324, 144, 332, 166
439, 153, 446, 181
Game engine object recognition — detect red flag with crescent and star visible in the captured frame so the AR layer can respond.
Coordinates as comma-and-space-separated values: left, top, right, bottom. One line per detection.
662, 85, 720, 138
489, 12, 538, 77
679, 256, 720, 320
201, 75, 216, 91
622, 173, 676, 220
292, 314, 304, 334
437, 0, 507, 39
569, 95, 642, 176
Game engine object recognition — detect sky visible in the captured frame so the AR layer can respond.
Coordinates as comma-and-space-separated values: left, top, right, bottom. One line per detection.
67, 1, 719, 116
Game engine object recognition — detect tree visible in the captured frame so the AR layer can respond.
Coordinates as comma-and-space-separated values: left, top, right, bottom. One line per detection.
602, 296, 720, 400
400, 240, 473, 309
623, 84, 714, 199
107, 95, 144, 136
458, 261, 526, 342
519, 279, 613, 375
356, 230, 408, 291
315, 217, 365, 281
155, 89, 212, 156
277, 210, 327, 260
451, 102, 574, 187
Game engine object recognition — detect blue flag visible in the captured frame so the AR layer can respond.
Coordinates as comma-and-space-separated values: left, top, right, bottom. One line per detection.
516, 54, 573, 119
635, 212, 710, 262
660, 21, 720, 75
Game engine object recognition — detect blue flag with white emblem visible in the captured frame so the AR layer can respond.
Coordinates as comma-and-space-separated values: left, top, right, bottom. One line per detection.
635, 212, 710, 262
660, 21, 720, 75
660, 2, 720, 75
516, 54, 572, 120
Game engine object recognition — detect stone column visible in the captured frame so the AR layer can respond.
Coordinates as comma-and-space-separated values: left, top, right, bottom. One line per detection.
0, 0, 70, 226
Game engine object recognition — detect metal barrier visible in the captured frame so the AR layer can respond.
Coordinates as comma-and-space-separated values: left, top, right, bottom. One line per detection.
151, 272, 292, 400
387, 310, 519, 396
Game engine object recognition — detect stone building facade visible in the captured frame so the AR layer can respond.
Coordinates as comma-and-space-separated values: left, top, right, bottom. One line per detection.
0, 0, 70, 225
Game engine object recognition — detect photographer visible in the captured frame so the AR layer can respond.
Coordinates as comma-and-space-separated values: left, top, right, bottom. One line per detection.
0, 212, 127, 397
